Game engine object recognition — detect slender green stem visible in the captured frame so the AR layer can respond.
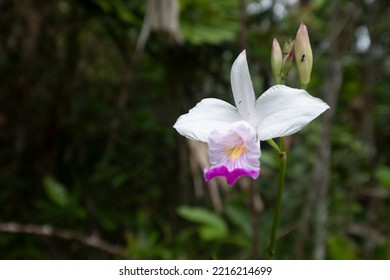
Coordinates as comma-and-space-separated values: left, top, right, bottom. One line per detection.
269, 137, 287, 259
279, 136, 285, 153
266, 139, 282, 154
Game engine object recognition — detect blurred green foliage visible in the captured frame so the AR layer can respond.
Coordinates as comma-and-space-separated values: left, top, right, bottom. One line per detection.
180, 0, 239, 44
177, 206, 228, 241
0, 0, 389, 260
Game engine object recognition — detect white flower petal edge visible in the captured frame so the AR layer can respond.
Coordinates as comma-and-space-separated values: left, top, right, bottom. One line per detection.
254, 85, 330, 141
230, 50, 256, 122
173, 98, 242, 142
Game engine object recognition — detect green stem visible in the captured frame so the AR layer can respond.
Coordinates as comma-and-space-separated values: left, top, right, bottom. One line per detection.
269, 137, 287, 259
266, 139, 282, 155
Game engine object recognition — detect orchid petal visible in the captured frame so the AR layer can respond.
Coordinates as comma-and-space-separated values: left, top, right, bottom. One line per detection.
173, 98, 242, 142
230, 50, 256, 121
254, 85, 330, 140
204, 121, 260, 185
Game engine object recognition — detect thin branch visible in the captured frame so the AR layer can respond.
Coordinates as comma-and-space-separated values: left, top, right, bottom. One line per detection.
0, 222, 131, 259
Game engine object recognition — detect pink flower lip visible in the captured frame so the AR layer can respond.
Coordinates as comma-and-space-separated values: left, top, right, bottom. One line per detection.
203, 121, 260, 185
204, 166, 259, 185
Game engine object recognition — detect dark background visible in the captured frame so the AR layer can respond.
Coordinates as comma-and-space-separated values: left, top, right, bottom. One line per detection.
0, 0, 389, 259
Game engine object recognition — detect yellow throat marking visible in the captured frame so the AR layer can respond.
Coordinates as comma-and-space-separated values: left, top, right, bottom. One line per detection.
227, 143, 246, 160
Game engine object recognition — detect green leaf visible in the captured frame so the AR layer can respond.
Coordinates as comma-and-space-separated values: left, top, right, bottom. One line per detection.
177, 206, 227, 241
181, 22, 237, 45
199, 226, 226, 241
180, 0, 239, 45
225, 205, 251, 237
177, 206, 225, 229
112, 173, 128, 189
327, 235, 358, 260
95, 0, 112, 12
375, 167, 390, 189
43, 176, 69, 208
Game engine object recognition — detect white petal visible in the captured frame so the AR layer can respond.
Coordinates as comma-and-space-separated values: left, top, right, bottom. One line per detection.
173, 98, 242, 142
230, 50, 256, 121
254, 85, 330, 140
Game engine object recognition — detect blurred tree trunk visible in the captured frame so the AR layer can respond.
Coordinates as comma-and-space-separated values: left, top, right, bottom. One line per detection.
356, 0, 387, 258
312, 58, 342, 259
137, 0, 182, 51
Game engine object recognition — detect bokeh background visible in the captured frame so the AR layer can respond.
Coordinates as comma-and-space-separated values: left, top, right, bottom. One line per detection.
0, 0, 389, 259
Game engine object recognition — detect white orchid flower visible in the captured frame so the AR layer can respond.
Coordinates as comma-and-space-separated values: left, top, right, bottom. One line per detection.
174, 50, 329, 185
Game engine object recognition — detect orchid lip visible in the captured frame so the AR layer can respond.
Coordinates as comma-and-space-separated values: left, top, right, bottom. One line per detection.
204, 166, 259, 185
204, 121, 261, 185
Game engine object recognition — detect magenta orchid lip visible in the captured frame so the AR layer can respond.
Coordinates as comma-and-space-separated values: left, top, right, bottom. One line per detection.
205, 166, 259, 185
204, 121, 260, 185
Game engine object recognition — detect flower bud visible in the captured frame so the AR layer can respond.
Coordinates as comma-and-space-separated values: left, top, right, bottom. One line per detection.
281, 39, 294, 81
294, 22, 313, 88
271, 38, 283, 84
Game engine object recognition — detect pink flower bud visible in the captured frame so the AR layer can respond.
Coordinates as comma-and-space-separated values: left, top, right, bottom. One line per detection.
294, 22, 313, 87
281, 39, 294, 81
271, 38, 283, 84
